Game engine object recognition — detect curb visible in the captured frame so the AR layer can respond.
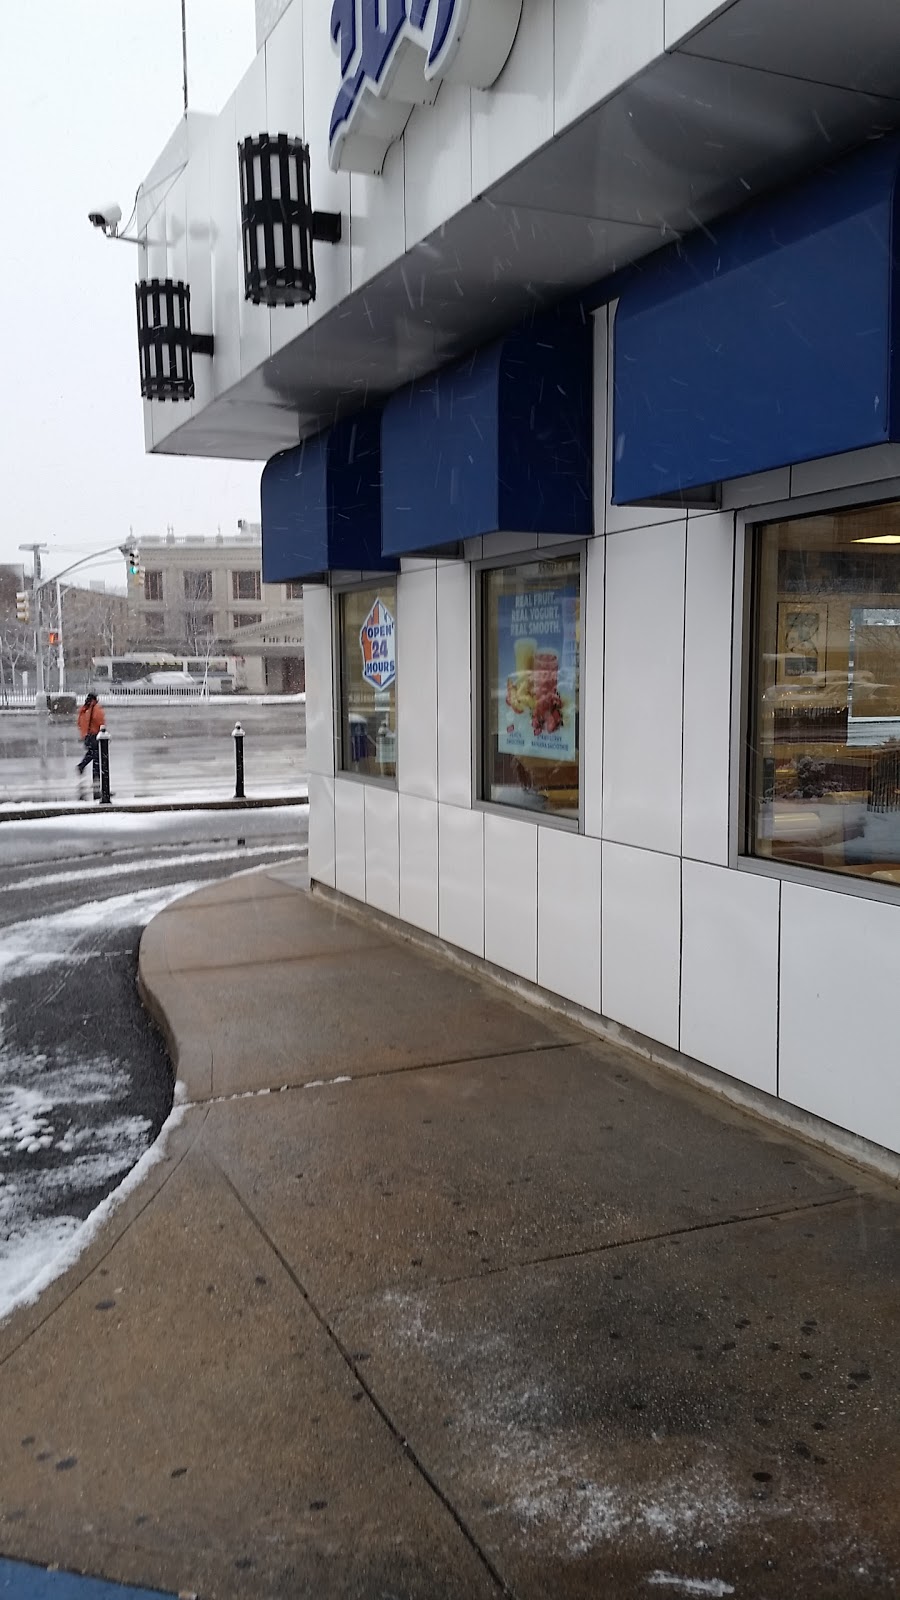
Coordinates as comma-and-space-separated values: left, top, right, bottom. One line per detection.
0, 796, 309, 824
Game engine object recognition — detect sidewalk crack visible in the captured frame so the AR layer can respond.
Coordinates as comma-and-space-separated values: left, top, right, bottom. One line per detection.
207, 1152, 518, 1600
431, 1190, 858, 1292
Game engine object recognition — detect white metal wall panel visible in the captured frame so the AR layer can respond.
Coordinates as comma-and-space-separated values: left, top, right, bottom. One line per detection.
334, 779, 367, 900
209, 93, 242, 397
682, 513, 734, 866
438, 804, 485, 956
471, 0, 554, 196
555, 0, 665, 135
302, 585, 335, 777
397, 568, 439, 801
601, 841, 681, 1048
301, 0, 351, 324
537, 828, 602, 1012
364, 786, 401, 918
307, 773, 336, 888
681, 860, 780, 1095
602, 519, 686, 856
400, 795, 440, 935
582, 536, 606, 841
235, 51, 272, 377
780, 881, 900, 1152
437, 564, 473, 809
484, 814, 539, 981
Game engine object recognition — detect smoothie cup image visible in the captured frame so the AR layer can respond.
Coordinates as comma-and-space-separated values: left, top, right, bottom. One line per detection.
514, 637, 537, 679
509, 637, 538, 710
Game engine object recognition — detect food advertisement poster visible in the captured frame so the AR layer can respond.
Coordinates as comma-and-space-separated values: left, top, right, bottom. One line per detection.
498, 583, 578, 759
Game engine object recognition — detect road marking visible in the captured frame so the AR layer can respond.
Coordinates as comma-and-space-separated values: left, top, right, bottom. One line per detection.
7, 843, 307, 893
0, 1555, 178, 1597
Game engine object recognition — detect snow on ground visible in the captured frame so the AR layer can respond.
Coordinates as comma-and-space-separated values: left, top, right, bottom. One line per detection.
378, 1291, 839, 1566
0, 881, 203, 1324
647, 1577, 735, 1597
0, 882, 205, 987
0, 804, 306, 869
0, 1090, 191, 1325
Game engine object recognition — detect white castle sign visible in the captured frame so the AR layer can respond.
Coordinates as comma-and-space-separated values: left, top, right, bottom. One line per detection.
329, 0, 522, 174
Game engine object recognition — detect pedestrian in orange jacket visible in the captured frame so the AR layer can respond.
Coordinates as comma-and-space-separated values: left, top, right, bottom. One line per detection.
76, 692, 104, 781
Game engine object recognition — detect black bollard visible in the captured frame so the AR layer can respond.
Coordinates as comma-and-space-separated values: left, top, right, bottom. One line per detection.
232, 722, 245, 800
97, 726, 111, 805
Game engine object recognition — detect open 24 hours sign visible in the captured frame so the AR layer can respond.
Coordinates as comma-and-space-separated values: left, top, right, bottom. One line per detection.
360, 597, 397, 690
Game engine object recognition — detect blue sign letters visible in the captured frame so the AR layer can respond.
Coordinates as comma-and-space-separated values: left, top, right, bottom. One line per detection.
330, 0, 462, 169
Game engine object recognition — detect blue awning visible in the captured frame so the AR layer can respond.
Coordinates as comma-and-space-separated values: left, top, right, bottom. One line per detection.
381, 315, 593, 556
261, 412, 394, 583
612, 135, 900, 505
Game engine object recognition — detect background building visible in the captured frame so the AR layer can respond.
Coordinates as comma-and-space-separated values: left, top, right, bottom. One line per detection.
0, 566, 128, 697
130, 523, 303, 692
58, 580, 128, 687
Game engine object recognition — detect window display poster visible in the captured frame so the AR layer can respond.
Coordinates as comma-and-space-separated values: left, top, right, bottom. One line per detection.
359, 596, 396, 690
497, 582, 578, 759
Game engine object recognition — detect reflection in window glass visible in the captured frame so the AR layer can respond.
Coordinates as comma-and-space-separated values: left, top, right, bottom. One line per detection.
750, 500, 900, 883
482, 555, 581, 818
339, 585, 397, 781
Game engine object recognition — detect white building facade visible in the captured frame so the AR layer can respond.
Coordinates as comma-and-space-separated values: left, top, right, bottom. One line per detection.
132, 0, 900, 1166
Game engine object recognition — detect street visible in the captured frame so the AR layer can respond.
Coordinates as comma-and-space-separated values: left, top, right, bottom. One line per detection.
0, 805, 308, 1320
0, 700, 307, 807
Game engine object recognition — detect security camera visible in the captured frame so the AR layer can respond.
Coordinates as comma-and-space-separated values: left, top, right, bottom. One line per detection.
88, 202, 122, 234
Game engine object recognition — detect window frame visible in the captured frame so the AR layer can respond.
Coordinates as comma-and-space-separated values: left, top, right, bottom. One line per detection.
143, 569, 163, 602
472, 541, 587, 833
232, 569, 262, 601
332, 576, 399, 789
184, 569, 213, 603
736, 474, 900, 906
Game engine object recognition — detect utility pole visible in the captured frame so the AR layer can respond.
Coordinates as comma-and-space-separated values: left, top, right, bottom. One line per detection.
19, 543, 48, 712
55, 580, 66, 695
16, 541, 132, 708
182, 0, 189, 116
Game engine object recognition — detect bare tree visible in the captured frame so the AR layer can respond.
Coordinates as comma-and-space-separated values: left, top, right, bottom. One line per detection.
175, 571, 219, 657
0, 565, 35, 696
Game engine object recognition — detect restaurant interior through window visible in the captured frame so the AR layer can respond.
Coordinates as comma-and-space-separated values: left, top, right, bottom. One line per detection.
750, 498, 900, 884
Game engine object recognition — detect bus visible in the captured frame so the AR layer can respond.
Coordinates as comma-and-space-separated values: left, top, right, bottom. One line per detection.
91, 653, 241, 692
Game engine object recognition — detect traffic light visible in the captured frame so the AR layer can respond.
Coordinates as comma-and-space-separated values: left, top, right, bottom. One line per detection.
127, 549, 144, 583
15, 590, 30, 624
48, 630, 59, 646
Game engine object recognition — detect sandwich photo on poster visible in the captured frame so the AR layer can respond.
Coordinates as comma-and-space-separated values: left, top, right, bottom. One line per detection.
497, 581, 578, 759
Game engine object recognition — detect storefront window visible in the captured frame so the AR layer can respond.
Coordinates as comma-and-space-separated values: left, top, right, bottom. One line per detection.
338, 584, 397, 781
750, 499, 900, 884
482, 554, 581, 818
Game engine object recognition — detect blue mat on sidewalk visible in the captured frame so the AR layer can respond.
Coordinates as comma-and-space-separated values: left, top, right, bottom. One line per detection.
0, 1562, 175, 1599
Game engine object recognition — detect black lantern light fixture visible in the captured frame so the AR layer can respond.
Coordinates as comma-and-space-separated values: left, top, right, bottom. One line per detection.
239, 133, 342, 308
135, 278, 214, 402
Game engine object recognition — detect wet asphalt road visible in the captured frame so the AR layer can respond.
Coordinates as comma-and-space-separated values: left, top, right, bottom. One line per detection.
0, 700, 307, 806
0, 806, 308, 1313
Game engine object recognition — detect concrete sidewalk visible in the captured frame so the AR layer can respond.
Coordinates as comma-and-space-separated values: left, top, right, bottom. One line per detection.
0, 864, 897, 1599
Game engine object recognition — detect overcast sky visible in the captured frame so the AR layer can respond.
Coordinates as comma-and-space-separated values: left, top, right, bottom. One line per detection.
0, 1, 260, 592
